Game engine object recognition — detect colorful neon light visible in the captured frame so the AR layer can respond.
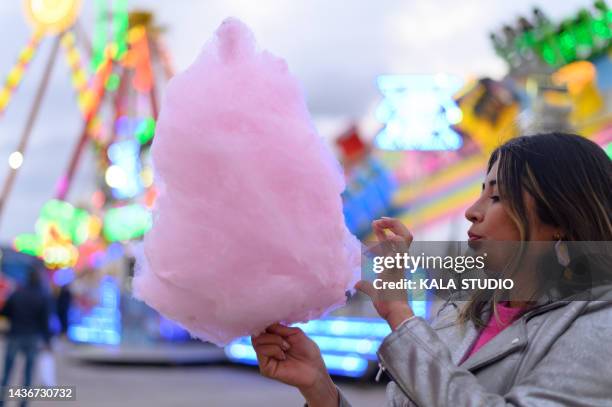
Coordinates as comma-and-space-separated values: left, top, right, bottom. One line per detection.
68, 276, 121, 345
61, 31, 88, 98
103, 204, 152, 242
125, 26, 154, 93
23, 0, 81, 35
91, 0, 126, 70
375, 75, 463, 151
0, 33, 42, 114
106, 139, 143, 199
226, 307, 430, 378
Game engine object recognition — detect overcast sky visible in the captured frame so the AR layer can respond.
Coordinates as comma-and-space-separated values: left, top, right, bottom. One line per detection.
0, 0, 590, 241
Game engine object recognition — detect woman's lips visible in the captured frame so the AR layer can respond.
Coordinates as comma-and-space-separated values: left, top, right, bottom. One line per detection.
467, 232, 483, 241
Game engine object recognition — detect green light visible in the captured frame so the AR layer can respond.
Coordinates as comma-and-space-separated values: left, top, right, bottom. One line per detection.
541, 46, 556, 65
37, 200, 74, 235
558, 30, 577, 63
72, 208, 91, 246
14, 234, 42, 257
103, 204, 152, 242
496, 5, 612, 68
35, 200, 92, 246
606, 142, 612, 159
575, 25, 593, 47
106, 73, 121, 91
135, 117, 156, 144
593, 20, 611, 39
113, 0, 129, 60
91, 0, 108, 71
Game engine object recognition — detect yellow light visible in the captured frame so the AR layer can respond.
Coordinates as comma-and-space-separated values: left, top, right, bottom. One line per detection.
80, 91, 94, 108
43, 244, 78, 269
128, 26, 146, 43
105, 43, 119, 60
140, 167, 154, 188
72, 72, 86, 88
88, 216, 103, 239
19, 48, 34, 62
0, 90, 10, 109
8, 151, 23, 169
6, 68, 22, 87
67, 49, 80, 65
23, 0, 82, 35
60, 31, 75, 47
105, 165, 127, 188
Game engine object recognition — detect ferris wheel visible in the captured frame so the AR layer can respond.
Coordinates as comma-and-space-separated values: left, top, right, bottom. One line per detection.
0, 0, 174, 273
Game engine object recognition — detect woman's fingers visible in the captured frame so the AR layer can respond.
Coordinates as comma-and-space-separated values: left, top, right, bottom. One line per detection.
372, 218, 413, 242
251, 333, 291, 350
254, 344, 286, 361
265, 323, 303, 337
355, 280, 377, 300
373, 222, 388, 241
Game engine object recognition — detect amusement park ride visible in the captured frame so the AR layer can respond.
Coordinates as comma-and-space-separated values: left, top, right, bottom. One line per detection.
0, 0, 611, 379
0, 0, 196, 356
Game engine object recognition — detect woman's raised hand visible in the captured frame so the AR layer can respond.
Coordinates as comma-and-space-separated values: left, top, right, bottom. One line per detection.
355, 217, 415, 330
252, 323, 338, 406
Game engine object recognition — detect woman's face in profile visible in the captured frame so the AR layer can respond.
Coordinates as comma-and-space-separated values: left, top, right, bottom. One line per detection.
464, 159, 559, 273
465, 159, 558, 242
465, 160, 520, 243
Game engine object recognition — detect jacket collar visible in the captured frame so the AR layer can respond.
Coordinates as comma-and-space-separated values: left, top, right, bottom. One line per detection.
451, 298, 570, 371
459, 317, 528, 371
439, 286, 612, 371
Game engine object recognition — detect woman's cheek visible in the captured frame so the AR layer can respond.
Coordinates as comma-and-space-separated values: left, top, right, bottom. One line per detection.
487, 205, 520, 241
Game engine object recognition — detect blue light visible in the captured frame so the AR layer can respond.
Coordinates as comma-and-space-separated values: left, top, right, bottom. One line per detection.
107, 139, 143, 199
226, 343, 258, 364
107, 242, 124, 260
375, 74, 463, 151
52, 268, 75, 286
342, 157, 397, 237
308, 336, 380, 359
411, 300, 428, 318
159, 316, 190, 341
224, 342, 369, 378
292, 317, 392, 338
225, 313, 434, 377
408, 268, 430, 317
322, 354, 368, 377
225, 317, 393, 377
68, 276, 121, 345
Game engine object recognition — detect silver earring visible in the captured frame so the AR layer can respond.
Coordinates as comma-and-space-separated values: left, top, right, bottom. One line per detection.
554, 237, 570, 267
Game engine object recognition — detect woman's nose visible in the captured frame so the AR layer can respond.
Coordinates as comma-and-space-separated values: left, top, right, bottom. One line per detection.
465, 202, 483, 223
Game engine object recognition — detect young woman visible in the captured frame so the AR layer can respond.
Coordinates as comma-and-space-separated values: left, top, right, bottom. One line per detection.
251, 133, 612, 406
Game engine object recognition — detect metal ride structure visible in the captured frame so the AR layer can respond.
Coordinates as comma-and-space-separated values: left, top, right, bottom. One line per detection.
0, 0, 184, 349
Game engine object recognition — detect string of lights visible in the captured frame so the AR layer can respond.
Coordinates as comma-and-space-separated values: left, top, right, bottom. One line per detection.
0, 32, 43, 115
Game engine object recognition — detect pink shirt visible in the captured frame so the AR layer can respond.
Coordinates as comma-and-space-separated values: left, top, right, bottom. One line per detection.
462, 302, 527, 362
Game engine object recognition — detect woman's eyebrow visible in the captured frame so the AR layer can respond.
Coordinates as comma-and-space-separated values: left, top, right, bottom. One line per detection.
481, 180, 497, 190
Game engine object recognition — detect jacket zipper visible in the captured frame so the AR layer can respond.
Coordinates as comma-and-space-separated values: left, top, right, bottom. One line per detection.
374, 362, 385, 382
376, 356, 421, 406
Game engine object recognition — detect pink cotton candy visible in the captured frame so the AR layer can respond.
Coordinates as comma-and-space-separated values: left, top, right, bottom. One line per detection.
133, 18, 361, 346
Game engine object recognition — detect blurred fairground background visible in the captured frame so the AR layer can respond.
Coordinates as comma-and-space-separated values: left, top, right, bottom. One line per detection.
0, 0, 611, 406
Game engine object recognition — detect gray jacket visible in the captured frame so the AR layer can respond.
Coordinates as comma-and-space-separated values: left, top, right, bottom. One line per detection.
339, 287, 612, 406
